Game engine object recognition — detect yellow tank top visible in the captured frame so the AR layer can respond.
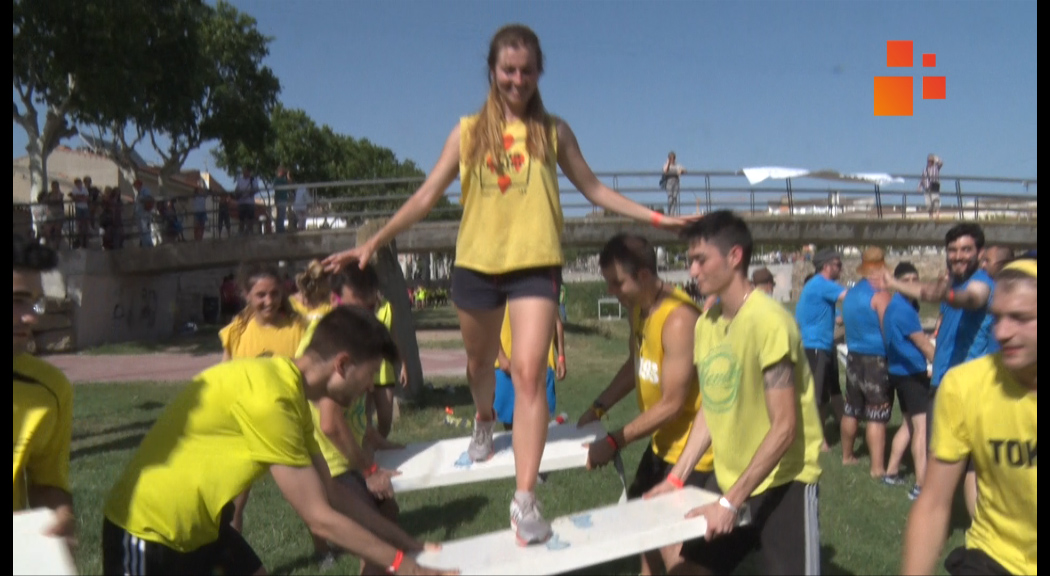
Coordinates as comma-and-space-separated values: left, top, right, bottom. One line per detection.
456, 115, 563, 274
375, 301, 396, 384
631, 287, 714, 471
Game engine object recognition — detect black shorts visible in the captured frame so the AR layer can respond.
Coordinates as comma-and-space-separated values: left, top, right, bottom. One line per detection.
804, 348, 841, 406
626, 443, 714, 500
890, 372, 931, 415
944, 546, 1012, 576
450, 265, 561, 311
844, 352, 893, 422
681, 481, 821, 575
101, 512, 262, 576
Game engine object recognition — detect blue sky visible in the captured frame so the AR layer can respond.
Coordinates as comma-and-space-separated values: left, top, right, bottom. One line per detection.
13, 0, 1037, 197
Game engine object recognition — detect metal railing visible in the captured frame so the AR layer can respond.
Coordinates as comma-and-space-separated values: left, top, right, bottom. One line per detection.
12, 170, 1036, 251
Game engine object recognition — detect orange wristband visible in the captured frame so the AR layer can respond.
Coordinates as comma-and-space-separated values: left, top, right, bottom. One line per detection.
947, 289, 956, 305
558, 355, 566, 363
387, 549, 404, 574
667, 473, 684, 489
650, 211, 664, 227
605, 434, 620, 451
364, 463, 379, 478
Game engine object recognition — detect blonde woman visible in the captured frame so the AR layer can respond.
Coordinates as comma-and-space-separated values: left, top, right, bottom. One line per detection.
325, 24, 690, 545
290, 260, 335, 322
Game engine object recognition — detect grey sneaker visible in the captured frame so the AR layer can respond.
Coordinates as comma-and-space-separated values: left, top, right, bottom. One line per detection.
468, 416, 495, 462
510, 491, 552, 546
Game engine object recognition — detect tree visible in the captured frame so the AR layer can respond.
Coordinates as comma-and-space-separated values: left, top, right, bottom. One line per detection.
213, 104, 462, 224
80, 0, 279, 191
13, 0, 184, 200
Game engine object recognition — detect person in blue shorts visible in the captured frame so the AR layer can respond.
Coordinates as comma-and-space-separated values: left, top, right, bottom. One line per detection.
494, 304, 566, 430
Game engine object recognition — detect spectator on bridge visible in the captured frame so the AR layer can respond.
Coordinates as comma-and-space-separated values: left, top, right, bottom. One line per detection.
192, 186, 209, 241
751, 266, 775, 296
884, 223, 996, 510
919, 153, 943, 219
235, 167, 257, 236
85, 176, 101, 233
291, 171, 310, 232
273, 164, 290, 234
840, 247, 893, 477
881, 262, 936, 500
69, 177, 90, 249
45, 180, 65, 248
133, 179, 155, 248
217, 191, 232, 239
99, 187, 122, 250
796, 249, 847, 452
324, 23, 692, 546
661, 151, 686, 217
981, 245, 1014, 278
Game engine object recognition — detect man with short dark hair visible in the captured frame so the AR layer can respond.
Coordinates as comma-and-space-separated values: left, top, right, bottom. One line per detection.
101, 306, 453, 575
901, 259, 1036, 576
13, 235, 76, 551
885, 222, 996, 512
647, 211, 824, 575
796, 248, 847, 452
751, 267, 775, 296
579, 233, 710, 575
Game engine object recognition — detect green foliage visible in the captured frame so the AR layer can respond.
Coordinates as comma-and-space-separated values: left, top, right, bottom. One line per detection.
213, 104, 462, 223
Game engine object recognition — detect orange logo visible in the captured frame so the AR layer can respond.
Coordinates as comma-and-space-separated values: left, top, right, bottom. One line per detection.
874, 40, 945, 116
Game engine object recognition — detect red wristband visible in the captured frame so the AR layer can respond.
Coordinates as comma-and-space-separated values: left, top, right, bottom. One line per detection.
947, 289, 956, 305
558, 355, 566, 363
387, 549, 404, 574
667, 473, 684, 489
650, 211, 664, 227
605, 434, 620, 451
364, 462, 379, 478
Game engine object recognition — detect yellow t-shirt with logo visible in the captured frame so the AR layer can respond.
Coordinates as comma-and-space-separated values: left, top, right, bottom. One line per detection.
494, 304, 556, 370
456, 115, 563, 274
932, 354, 1037, 576
290, 296, 333, 323
219, 312, 307, 359
375, 301, 396, 385
694, 291, 823, 495
298, 319, 368, 477
103, 358, 321, 552
13, 354, 73, 511
631, 288, 713, 471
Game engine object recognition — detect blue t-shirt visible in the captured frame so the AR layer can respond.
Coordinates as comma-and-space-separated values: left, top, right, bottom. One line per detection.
883, 294, 927, 376
931, 269, 996, 387
796, 275, 844, 352
843, 279, 885, 356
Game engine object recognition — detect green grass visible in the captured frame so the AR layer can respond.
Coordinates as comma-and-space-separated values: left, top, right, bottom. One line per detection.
68, 319, 966, 575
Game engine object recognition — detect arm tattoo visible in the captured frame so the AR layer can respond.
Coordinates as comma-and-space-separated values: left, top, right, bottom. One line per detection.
763, 360, 795, 390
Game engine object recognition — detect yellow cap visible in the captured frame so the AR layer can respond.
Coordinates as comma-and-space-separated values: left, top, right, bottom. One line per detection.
1002, 258, 1037, 278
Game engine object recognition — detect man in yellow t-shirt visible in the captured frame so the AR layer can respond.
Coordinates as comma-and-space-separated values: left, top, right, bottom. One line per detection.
648, 211, 823, 575
579, 233, 712, 575
101, 307, 447, 576
13, 235, 76, 549
902, 259, 1037, 576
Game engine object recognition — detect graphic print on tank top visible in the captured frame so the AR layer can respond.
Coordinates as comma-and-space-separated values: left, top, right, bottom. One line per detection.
473, 133, 534, 196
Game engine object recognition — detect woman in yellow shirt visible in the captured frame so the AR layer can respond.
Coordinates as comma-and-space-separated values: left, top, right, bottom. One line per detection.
324, 24, 689, 545
290, 259, 335, 322
218, 263, 307, 532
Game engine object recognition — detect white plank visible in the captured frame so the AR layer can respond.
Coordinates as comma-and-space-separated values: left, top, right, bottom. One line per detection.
13, 508, 77, 576
415, 486, 728, 575
375, 422, 606, 493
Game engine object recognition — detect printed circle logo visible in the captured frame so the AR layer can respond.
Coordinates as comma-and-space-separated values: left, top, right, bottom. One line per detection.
698, 348, 740, 414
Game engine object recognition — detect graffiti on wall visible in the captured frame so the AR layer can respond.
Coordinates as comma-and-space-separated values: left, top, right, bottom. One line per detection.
111, 287, 158, 330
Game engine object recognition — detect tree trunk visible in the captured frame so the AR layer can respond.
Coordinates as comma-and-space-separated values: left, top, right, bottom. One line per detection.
358, 220, 425, 402
24, 135, 48, 203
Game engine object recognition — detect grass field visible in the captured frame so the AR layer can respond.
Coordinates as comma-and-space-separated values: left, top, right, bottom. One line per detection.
65, 314, 970, 575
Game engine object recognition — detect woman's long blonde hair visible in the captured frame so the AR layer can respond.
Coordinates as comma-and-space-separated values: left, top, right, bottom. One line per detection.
295, 259, 332, 309
464, 24, 554, 172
